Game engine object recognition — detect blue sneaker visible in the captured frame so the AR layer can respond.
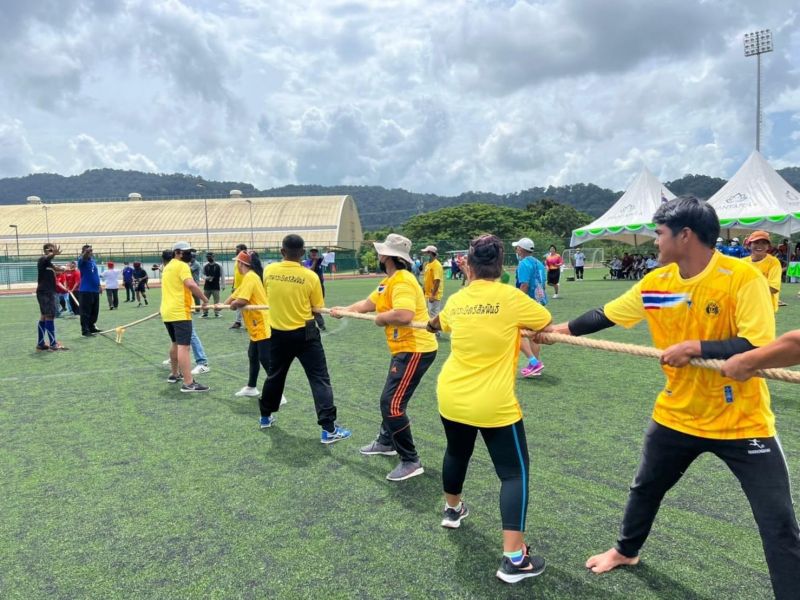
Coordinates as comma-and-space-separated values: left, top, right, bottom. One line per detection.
259, 416, 275, 429
321, 425, 352, 444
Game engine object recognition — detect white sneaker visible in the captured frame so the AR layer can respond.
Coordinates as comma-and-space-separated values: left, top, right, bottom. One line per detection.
281, 395, 288, 405
553, 294, 560, 299
235, 386, 260, 397
162, 358, 171, 366
191, 364, 210, 375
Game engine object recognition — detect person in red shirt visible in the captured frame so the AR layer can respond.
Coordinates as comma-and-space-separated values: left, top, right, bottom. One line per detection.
63, 262, 81, 315
544, 245, 564, 298
55, 271, 71, 316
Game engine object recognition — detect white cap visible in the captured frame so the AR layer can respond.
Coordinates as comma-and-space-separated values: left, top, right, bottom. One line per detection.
173, 241, 194, 251
732, 237, 740, 243
421, 245, 438, 254
512, 237, 535, 252
716, 237, 723, 243
373, 234, 413, 264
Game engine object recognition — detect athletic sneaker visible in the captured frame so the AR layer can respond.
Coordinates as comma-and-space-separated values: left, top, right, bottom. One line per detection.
520, 363, 544, 378
229, 322, 242, 329
166, 374, 182, 383
552, 294, 560, 299
201, 313, 209, 318
496, 545, 546, 584
441, 502, 469, 529
259, 415, 275, 429
280, 395, 288, 405
180, 382, 209, 393
321, 425, 352, 444
162, 358, 171, 367
35, 345, 49, 352
49, 343, 69, 351
191, 364, 210, 375
360, 441, 397, 456
386, 461, 424, 481
235, 386, 260, 397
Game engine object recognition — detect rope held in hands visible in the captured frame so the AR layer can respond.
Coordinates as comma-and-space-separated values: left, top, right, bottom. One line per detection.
97, 303, 800, 384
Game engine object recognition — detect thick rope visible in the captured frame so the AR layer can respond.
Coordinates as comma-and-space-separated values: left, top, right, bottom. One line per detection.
109, 303, 800, 384
93, 311, 161, 344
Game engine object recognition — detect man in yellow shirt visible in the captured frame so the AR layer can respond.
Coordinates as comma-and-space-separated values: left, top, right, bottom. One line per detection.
332, 234, 438, 481
422, 245, 444, 326
545, 197, 799, 599
161, 242, 210, 393
229, 243, 247, 329
743, 230, 782, 312
259, 234, 351, 444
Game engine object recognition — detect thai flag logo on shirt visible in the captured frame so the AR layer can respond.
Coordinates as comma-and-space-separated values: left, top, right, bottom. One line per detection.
641, 290, 691, 310
377, 284, 385, 293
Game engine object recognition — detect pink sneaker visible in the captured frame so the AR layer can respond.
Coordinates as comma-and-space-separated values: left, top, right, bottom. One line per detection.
521, 362, 544, 378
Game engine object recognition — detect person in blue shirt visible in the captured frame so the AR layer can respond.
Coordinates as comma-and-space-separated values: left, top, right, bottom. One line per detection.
77, 244, 101, 336
122, 261, 135, 302
511, 237, 547, 378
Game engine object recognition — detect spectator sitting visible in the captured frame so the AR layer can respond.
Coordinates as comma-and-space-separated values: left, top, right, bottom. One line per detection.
610, 256, 622, 279
620, 252, 633, 279
645, 253, 659, 273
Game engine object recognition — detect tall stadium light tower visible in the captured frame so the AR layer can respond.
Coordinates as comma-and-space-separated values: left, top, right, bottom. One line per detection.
9, 225, 20, 257
197, 183, 210, 250
744, 29, 773, 151
42, 204, 50, 243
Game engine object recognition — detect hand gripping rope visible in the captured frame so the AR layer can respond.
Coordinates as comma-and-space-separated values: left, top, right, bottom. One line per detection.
96, 303, 800, 384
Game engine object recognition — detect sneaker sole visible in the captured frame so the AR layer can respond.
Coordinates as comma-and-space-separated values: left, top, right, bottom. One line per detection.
441, 511, 469, 529
360, 449, 398, 456
495, 564, 546, 583
180, 387, 210, 393
386, 466, 424, 481
321, 434, 351, 445
235, 392, 260, 397
259, 422, 274, 429
167, 379, 182, 384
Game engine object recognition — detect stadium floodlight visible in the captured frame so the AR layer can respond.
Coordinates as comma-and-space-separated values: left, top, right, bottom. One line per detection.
197, 183, 210, 251
244, 199, 255, 249
42, 205, 50, 243
743, 29, 774, 151
9, 224, 20, 257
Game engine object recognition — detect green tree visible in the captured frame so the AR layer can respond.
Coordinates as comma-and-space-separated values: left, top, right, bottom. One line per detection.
525, 198, 594, 239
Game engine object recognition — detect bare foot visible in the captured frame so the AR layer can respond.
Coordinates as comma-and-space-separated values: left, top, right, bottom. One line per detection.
585, 548, 640, 574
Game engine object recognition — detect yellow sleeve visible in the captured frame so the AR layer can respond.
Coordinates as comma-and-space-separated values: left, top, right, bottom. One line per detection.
767, 259, 782, 292
603, 280, 646, 328
515, 290, 552, 331
232, 274, 253, 302
391, 279, 417, 312
433, 262, 443, 281
309, 273, 324, 308
439, 297, 453, 333
736, 275, 776, 346
178, 261, 192, 283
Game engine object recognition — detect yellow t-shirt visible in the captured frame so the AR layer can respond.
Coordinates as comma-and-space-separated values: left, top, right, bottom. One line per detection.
603, 252, 776, 439
233, 264, 243, 290
424, 259, 444, 300
262, 261, 324, 331
232, 270, 270, 341
744, 254, 782, 312
160, 259, 193, 322
368, 269, 438, 355
437, 280, 552, 427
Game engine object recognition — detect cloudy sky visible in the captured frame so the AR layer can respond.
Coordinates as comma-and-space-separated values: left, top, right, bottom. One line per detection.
0, 0, 798, 195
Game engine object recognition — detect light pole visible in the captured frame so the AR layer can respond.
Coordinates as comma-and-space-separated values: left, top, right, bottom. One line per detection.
744, 29, 774, 151
9, 224, 20, 257
197, 184, 210, 250
42, 205, 50, 243
245, 199, 254, 248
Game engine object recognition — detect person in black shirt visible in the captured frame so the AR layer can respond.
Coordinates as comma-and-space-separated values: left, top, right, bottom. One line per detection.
202, 252, 224, 318
306, 248, 326, 331
132, 262, 149, 307
36, 243, 68, 351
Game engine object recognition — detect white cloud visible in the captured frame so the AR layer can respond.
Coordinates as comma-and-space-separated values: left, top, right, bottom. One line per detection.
0, 0, 798, 195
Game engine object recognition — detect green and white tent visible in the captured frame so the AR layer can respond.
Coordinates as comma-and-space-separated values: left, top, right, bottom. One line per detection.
570, 167, 675, 247
707, 150, 800, 236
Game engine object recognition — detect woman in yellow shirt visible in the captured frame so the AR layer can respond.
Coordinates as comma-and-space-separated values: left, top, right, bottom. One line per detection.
428, 234, 553, 584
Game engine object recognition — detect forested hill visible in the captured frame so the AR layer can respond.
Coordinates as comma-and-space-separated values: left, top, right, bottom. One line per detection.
1, 167, 799, 230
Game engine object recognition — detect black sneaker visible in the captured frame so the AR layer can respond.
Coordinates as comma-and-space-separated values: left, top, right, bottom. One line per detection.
181, 382, 210, 393
166, 374, 182, 384
229, 322, 241, 329
441, 502, 469, 529
496, 546, 546, 583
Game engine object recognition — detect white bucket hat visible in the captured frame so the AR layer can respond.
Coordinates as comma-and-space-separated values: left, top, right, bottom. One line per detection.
421, 245, 438, 254
374, 234, 413, 264
512, 237, 535, 252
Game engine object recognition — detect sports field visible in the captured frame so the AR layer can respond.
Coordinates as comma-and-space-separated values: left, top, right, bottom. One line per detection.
1, 272, 798, 599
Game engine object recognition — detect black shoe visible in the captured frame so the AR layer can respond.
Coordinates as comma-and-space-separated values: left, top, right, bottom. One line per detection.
144, 299, 148, 305
82, 332, 92, 337
181, 381, 209, 393
496, 546, 546, 583
201, 313, 209, 318
90, 328, 102, 334
441, 502, 469, 528
229, 322, 242, 329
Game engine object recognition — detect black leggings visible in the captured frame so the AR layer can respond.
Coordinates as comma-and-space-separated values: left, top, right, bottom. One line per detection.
248, 338, 271, 388
441, 417, 530, 531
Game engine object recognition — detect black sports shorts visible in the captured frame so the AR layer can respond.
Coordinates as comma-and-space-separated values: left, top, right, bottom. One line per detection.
164, 320, 192, 345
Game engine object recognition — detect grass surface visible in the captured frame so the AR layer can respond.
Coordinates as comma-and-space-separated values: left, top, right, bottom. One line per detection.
1, 270, 799, 599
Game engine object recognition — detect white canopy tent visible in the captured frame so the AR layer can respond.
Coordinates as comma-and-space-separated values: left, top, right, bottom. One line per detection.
570, 167, 676, 247
706, 150, 800, 236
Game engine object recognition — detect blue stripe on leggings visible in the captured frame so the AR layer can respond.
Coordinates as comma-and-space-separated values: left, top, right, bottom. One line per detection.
511, 421, 527, 531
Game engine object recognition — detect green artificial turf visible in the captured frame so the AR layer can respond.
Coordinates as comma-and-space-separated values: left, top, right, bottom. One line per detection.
1, 271, 798, 599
